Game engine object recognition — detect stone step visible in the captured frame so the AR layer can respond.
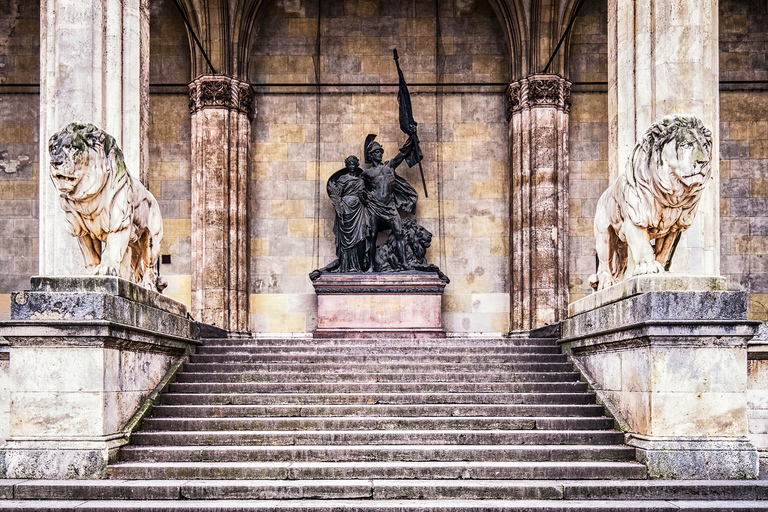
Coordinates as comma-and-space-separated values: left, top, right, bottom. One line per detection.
195, 345, 563, 355
107, 461, 648, 480
166, 381, 589, 394
139, 416, 614, 431
4, 500, 768, 511
182, 362, 575, 373
5, 500, 768, 511
188, 354, 570, 364
201, 337, 558, 347
6, 479, 768, 502
130, 429, 624, 446
149, 404, 607, 418
159, 392, 599, 406
118, 444, 636, 463
173, 371, 582, 383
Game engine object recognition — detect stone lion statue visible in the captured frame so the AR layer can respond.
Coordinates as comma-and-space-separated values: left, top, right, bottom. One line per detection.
589, 115, 713, 291
48, 123, 167, 292
375, 217, 449, 282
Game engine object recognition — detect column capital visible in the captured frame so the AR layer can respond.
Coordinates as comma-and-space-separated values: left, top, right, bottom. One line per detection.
506, 74, 571, 119
188, 75, 255, 121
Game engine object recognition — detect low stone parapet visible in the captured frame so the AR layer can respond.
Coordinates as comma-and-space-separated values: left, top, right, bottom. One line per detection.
562, 275, 760, 479
0, 276, 200, 479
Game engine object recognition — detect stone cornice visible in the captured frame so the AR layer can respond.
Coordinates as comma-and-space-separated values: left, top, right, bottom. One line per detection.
189, 75, 255, 121
506, 74, 571, 119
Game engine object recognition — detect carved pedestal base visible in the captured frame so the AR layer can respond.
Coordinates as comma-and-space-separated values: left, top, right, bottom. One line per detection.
312, 272, 447, 338
0, 277, 200, 479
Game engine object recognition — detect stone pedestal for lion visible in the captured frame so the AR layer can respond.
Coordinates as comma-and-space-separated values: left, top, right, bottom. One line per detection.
312, 272, 447, 338
563, 275, 760, 479
0, 277, 200, 479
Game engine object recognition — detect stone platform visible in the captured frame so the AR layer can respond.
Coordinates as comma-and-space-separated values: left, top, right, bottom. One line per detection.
0, 276, 200, 479
312, 272, 447, 338
562, 275, 760, 479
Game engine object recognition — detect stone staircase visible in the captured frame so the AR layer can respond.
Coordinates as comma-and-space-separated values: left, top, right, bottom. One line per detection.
2, 334, 767, 510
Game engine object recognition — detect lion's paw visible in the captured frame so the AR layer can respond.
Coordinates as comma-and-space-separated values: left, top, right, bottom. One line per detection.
93, 264, 119, 277
590, 271, 615, 291
633, 259, 664, 276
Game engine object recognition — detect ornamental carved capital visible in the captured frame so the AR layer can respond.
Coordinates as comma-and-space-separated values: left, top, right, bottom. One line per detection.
506, 74, 571, 118
189, 75, 255, 121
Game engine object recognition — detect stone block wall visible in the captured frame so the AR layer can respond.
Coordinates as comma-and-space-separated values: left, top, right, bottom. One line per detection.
250, 92, 510, 333
719, 0, 768, 321
566, 0, 609, 303
0, 0, 40, 320
248, 0, 510, 333
147, 0, 193, 309
720, 91, 768, 321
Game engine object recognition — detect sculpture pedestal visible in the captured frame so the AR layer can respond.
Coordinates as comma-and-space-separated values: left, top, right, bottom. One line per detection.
562, 275, 760, 479
312, 272, 447, 338
0, 277, 200, 479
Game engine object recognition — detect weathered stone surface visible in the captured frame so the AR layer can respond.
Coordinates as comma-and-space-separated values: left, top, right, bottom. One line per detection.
9, 276, 193, 339
569, 274, 727, 317
629, 437, 759, 480
562, 289, 759, 479
0, 277, 199, 479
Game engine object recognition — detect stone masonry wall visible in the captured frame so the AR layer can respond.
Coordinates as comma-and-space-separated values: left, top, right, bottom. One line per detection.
566, 0, 609, 302
719, 0, 768, 322
0, 0, 40, 320
248, 0, 510, 332
148, 0, 193, 309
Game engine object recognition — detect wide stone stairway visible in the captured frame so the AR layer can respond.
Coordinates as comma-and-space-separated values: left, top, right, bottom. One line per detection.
2, 334, 768, 510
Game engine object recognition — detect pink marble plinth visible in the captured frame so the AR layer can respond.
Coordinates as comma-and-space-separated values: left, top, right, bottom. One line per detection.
312, 272, 447, 338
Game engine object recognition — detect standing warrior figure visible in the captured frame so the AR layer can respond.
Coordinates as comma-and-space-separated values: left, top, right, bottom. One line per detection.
362, 135, 419, 271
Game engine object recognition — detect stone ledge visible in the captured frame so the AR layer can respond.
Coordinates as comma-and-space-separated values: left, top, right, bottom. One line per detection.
0, 320, 201, 353
25, 276, 187, 316
312, 271, 448, 294
9, 277, 196, 340
569, 275, 727, 317
560, 319, 759, 352
564, 289, 751, 341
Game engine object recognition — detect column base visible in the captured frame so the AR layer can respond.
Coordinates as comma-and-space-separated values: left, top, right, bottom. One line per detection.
628, 435, 758, 480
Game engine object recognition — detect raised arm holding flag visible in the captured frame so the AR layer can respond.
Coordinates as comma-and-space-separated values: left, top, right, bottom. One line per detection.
393, 49, 428, 198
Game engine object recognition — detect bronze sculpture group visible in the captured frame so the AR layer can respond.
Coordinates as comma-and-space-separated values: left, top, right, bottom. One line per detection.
310, 134, 444, 280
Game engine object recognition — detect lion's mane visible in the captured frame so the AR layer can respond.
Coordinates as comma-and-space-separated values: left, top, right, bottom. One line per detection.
619, 115, 712, 234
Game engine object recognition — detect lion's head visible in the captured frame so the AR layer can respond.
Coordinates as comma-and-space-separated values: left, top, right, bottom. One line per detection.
632, 115, 712, 203
404, 217, 432, 263
49, 123, 127, 200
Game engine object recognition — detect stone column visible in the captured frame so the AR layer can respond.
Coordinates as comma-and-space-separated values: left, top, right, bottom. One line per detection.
189, 76, 253, 333
507, 75, 571, 331
608, 0, 719, 275
39, 0, 149, 276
